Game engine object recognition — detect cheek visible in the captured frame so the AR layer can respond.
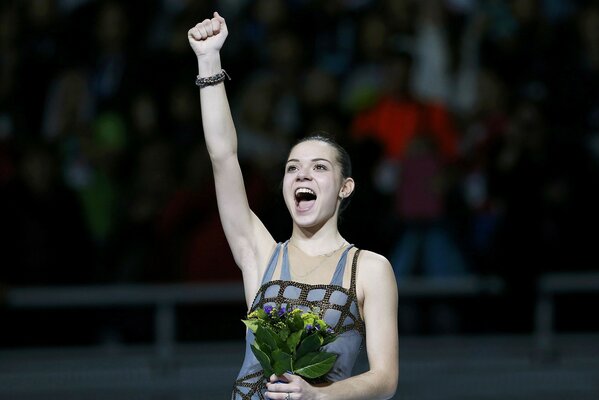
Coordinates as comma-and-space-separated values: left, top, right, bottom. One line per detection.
282, 176, 293, 196
319, 177, 341, 200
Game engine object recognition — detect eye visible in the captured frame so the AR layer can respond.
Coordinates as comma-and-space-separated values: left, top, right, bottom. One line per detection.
314, 163, 328, 171
286, 165, 298, 173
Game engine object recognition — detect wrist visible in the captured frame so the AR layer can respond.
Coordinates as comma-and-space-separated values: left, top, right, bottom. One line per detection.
316, 385, 332, 400
195, 69, 230, 88
196, 52, 222, 76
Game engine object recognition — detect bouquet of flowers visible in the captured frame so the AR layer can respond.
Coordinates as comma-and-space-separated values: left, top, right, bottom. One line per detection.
242, 304, 338, 380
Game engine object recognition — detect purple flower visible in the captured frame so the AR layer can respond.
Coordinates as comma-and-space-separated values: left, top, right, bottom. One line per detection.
263, 305, 273, 315
306, 324, 313, 332
278, 305, 287, 317
326, 327, 334, 334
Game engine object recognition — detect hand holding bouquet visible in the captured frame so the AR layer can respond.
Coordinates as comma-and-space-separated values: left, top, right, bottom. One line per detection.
242, 304, 338, 380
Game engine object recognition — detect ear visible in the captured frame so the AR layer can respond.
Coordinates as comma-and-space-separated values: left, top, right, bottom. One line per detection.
339, 177, 355, 199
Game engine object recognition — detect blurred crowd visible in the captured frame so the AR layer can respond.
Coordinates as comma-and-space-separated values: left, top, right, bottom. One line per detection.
1, 0, 598, 327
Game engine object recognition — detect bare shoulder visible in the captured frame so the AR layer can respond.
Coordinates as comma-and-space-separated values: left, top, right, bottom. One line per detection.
355, 249, 393, 273
354, 249, 397, 316
354, 249, 395, 288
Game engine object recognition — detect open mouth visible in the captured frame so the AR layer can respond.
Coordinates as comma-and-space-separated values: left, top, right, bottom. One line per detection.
295, 187, 317, 211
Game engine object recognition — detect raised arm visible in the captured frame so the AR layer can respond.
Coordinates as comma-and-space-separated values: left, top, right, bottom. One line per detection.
188, 13, 276, 303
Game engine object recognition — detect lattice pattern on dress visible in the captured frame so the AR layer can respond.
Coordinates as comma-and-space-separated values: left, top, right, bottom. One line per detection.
251, 281, 364, 334
231, 370, 266, 400
232, 250, 364, 399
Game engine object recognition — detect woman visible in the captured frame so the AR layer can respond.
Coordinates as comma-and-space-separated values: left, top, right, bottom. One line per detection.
188, 12, 398, 400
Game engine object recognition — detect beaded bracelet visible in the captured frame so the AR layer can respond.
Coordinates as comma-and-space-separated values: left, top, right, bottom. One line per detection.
195, 69, 231, 88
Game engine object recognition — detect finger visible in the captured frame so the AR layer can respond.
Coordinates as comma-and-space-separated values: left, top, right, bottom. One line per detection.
264, 393, 291, 400
214, 11, 227, 28
203, 18, 214, 36
187, 27, 202, 41
197, 21, 208, 39
211, 17, 220, 34
282, 372, 296, 382
265, 381, 291, 393
192, 24, 204, 40
266, 376, 292, 393
265, 393, 293, 400
273, 374, 290, 383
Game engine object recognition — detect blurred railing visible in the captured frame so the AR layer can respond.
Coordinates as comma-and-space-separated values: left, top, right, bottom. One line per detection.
397, 275, 504, 297
3, 274, 597, 399
4, 276, 504, 356
4, 282, 245, 359
12, 273, 599, 360
534, 272, 599, 359
6, 271, 599, 361
8, 271, 598, 361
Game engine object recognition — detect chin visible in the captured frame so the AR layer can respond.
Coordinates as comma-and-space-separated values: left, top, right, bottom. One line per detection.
288, 208, 320, 228
293, 210, 338, 231
291, 213, 318, 228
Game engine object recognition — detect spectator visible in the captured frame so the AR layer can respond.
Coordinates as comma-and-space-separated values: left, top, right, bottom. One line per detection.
0, 142, 93, 285
351, 48, 467, 334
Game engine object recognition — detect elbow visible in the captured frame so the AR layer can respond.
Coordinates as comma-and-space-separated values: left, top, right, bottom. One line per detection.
376, 369, 398, 399
209, 150, 239, 169
209, 148, 237, 163
387, 386, 398, 399
382, 378, 398, 399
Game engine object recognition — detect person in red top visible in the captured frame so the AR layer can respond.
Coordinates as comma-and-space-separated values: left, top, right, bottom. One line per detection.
351, 51, 458, 163
352, 51, 467, 334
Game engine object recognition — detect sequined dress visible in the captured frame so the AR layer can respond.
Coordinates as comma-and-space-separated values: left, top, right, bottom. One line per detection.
231, 241, 365, 399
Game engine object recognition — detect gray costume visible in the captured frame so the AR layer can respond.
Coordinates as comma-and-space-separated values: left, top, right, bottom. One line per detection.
231, 241, 365, 399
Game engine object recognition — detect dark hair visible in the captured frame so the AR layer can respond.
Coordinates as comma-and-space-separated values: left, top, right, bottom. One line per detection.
291, 131, 353, 213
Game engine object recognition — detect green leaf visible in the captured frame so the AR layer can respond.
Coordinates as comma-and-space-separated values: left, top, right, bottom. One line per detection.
291, 313, 304, 330
254, 308, 268, 319
286, 330, 303, 354
272, 349, 292, 376
278, 326, 290, 342
296, 333, 322, 360
242, 319, 259, 333
255, 325, 278, 351
250, 343, 274, 377
253, 340, 272, 355
294, 351, 338, 379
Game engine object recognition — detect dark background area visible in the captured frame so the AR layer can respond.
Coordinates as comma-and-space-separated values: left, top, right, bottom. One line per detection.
1, 0, 599, 347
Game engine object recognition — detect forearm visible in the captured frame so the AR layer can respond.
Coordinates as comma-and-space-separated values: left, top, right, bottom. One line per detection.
197, 53, 237, 162
317, 369, 397, 400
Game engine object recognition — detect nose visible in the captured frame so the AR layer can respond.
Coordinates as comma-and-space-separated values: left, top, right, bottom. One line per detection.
296, 165, 312, 180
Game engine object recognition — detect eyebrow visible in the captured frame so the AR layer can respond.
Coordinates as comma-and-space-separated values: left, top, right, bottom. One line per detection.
286, 158, 333, 164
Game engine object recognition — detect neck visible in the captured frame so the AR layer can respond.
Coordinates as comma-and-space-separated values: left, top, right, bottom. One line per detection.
290, 221, 346, 257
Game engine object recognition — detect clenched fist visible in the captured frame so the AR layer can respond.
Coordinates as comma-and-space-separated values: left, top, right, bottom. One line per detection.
188, 12, 228, 57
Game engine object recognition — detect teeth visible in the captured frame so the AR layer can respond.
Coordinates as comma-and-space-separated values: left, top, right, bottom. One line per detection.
295, 188, 315, 196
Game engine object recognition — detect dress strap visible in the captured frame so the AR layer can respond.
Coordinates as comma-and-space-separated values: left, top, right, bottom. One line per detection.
329, 245, 355, 286
349, 248, 362, 294
260, 242, 284, 285
280, 241, 292, 281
